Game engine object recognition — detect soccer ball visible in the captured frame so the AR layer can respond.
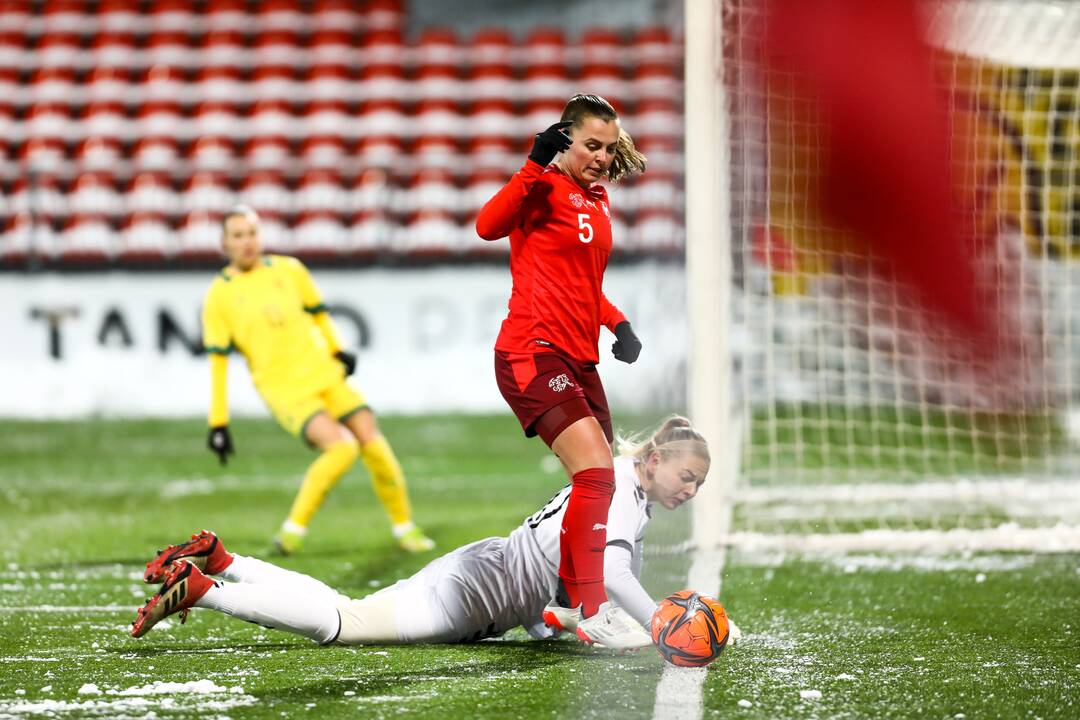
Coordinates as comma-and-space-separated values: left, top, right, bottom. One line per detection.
650, 590, 730, 667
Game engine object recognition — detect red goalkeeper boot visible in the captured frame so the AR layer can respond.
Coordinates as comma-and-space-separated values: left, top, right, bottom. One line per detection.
143, 530, 232, 584
131, 560, 215, 638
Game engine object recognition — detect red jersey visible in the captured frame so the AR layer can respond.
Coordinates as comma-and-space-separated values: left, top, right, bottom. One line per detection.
476, 159, 627, 364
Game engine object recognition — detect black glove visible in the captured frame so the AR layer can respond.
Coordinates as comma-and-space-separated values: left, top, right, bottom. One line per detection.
528, 120, 574, 166
611, 321, 642, 364
334, 350, 357, 377
207, 426, 234, 466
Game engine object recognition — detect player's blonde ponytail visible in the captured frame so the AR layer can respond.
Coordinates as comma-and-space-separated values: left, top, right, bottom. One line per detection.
616, 415, 709, 462
607, 128, 647, 183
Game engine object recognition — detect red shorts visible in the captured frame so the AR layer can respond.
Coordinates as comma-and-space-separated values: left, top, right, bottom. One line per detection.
494, 349, 613, 446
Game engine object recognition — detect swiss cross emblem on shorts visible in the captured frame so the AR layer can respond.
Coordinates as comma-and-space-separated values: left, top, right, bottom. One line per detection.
548, 373, 574, 392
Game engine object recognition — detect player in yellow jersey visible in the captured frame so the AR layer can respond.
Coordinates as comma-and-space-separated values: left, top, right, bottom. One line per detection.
202, 206, 435, 555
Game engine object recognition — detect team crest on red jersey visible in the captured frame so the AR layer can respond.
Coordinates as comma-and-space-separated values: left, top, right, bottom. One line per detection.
568, 192, 598, 211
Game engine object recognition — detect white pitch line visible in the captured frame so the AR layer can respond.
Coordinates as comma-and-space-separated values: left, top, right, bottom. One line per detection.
0, 605, 130, 613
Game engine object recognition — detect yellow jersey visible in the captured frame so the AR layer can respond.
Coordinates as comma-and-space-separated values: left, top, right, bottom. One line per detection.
203, 255, 345, 418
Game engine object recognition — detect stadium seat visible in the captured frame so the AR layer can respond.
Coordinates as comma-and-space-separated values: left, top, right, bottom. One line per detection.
41, 1, 88, 38
2, 212, 56, 263
633, 135, 681, 174
469, 27, 513, 67
465, 63, 515, 104
305, 62, 354, 104
119, 212, 173, 261
257, 214, 292, 255
0, 70, 21, 115
632, 98, 682, 140
181, 171, 235, 214
199, 29, 248, 72
360, 98, 409, 138
523, 27, 567, 69
308, 29, 356, 72
465, 136, 518, 175
78, 101, 131, 144
462, 169, 508, 216
97, 0, 141, 35
414, 65, 463, 104
521, 65, 571, 105
415, 27, 461, 70
193, 102, 244, 142
411, 135, 459, 174
293, 211, 349, 257
58, 214, 115, 264
0, 3, 32, 37
360, 29, 406, 68
357, 63, 408, 104
89, 31, 139, 71
581, 27, 625, 68
364, 0, 406, 33
145, 30, 192, 69
302, 99, 354, 141
520, 99, 565, 137
468, 98, 517, 141
243, 134, 293, 175
632, 62, 682, 104
355, 134, 404, 171
139, 64, 192, 107
629, 208, 683, 253
300, 134, 348, 172
85, 66, 132, 107
149, 0, 199, 35
177, 210, 226, 260
203, 0, 248, 37
295, 169, 349, 217
254, 30, 306, 72
74, 136, 123, 175
350, 168, 393, 214
69, 172, 124, 218
238, 170, 293, 219
8, 174, 66, 221
0, 137, 15, 184
310, 0, 363, 34
632, 26, 681, 67
400, 168, 461, 215
26, 102, 73, 143
251, 65, 299, 104
126, 172, 181, 216
397, 210, 461, 256
348, 211, 393, 255
414, 99, 465, 140
0, 32, 26, 73
250, 99, 297, 141
131, 137, 181, 177
629, 171, 681, 213
195, 65, 248, 106
29, 66, 78, 106
579, 63, 627, 107
136, 100, 188, 143
34, 32, 82, 70
187, 135, 236, 175
257, 0, 310, 35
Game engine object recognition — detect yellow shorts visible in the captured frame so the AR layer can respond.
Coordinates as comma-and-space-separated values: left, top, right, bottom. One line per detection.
263, 380, 367, 439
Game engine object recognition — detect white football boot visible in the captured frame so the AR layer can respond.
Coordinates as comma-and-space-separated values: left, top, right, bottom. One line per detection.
575, 602, 653, 650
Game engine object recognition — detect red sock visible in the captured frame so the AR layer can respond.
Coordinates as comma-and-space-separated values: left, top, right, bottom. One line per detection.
559, 467, 615, 618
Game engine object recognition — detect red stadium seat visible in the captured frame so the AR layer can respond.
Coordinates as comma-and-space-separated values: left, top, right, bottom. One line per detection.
26, 102, 73, 143
177, 210, 225, 260
469, 28, 513, 67
523, 27, 567, 69
194, 66, 247, 106
257, 214, 292, 255
629, 208, 683, 253
140, 64, 191, 106
131, 138, 181, 177
300, 134, 348, 171
295, 169, 348, 217
86, 66, 132, 106
311, 0, 363, 34
466, 64, 515, 104
365, 0, 405, 33
193, 102, 244, 141
145, 31, 192, 69
2, 212, 56, 263
200, 29, 248, 71
254, 30, 306, 72
397, 210, 460, 256
357, 64, 408, 104
414, 99, 465, 140
302, 99, 354, 140
360, 98, 409, 138
467, 99, 516, 141
119, 212, 173, 261
350, 167, 393, 214
465, 136, 518, 175
411, 135, 458, 174
182, 171, 235, 214
257, 0, 309, 35
632, 62, 681, 104
402, 168, 461, 215
293, 211, 348, 256
41, 0, 88, 37
0, 31, 26, 72
243, 134, 293, 174
360, 29, 406, 67
579, 63, 627, 107
78, 101, 131, 144
629, 170, 680, 213
580, 27, 624, 69
202, 0, 249, 35
74, 136, 123, 175
250, 99, 297, 140
58, 214, 115, 264
415, 27, 460, 70
90, 31, 138, 71
188, 135, 236, 174
305, 63, 354, 104
126, 172, 180, 216
521, 65, 571, 105
414, 65, 462, 104
308, 30, 356, 71
136, 100, 187, 143
35, 32, 81, 70
149, 0, 199, 34
520, 99, 565, 136
632, 135, 681, 174
69, 173, 124, 218
0, 70, 20, 115
29, 66, 77, 106
9, 174, 66, 221
0, 2, 32, 36
251, 65, 298, 104
463, 169, 509, 215
98, 0, 141, 34
348, 211, 393, 255
632, 26, 680, 67
238, 170, 293, 219
0, 137, 14, 184
632, 98, 681, 140
355, 134, 404, 170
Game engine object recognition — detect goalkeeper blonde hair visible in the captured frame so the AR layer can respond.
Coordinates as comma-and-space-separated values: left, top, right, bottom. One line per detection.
616, 415, 710, 463
560, 93, 647, 183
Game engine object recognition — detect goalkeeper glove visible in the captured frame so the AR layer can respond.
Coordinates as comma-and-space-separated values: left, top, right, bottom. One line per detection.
611, 321, 642, 364
528, 120, 574, 166
207, 426, 234, 466
334, 350, 357, 377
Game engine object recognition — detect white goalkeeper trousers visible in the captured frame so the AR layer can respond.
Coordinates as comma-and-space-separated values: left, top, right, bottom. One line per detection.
195, 537, 540, 645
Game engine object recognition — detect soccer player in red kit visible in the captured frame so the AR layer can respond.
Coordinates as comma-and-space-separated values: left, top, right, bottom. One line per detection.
476, 94, 648, 647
